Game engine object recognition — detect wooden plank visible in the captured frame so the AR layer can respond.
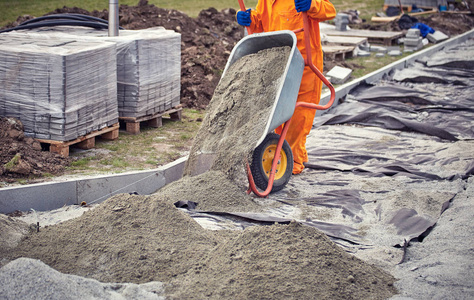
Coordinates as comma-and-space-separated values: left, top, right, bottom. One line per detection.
372, 8, 438, 22
440, 10, 471, 14
148, 117, 163, 128
119, 105, 183, 135
77, 137, 95, 150
325, 36, 368, 46
126, 122, 141, 135
36, 122, 120, 157
321, 28, 404, 46
170, 109, 182, 121
322, 45, 355, 61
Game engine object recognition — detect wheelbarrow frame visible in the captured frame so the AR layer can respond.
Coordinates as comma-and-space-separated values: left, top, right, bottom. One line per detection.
238, 0, 336, 197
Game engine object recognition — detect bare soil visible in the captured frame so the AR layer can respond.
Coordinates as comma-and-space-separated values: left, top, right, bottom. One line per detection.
352, 13, 474, 37
0, 117, 70, 182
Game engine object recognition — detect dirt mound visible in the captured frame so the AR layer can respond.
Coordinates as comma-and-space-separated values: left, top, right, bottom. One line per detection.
353, 13, 474, 37
0, 117, 70, 182
0, 193, 221, 283
0, 214, 32, 249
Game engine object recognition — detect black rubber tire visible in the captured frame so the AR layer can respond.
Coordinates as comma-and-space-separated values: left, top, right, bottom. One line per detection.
250, 133, 293, 193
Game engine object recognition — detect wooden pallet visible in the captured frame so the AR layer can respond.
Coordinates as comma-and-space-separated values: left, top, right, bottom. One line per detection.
321, 28, 405, 46
325, 36, 368, 47
37, 123, 120, 157
323, 45, 355, 61
119, 105, 183, 135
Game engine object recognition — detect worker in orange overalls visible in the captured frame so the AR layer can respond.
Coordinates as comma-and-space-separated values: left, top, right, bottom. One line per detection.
237, 0, 336, 174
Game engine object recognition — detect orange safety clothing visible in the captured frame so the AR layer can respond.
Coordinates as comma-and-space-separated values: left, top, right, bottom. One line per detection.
248, 0, 336, 174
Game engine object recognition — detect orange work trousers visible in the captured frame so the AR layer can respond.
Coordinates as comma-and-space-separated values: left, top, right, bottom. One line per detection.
275, 66, 323, 174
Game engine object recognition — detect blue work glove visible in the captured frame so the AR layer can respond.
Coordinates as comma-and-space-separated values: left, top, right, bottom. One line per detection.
411, 22, 435, 38
237, 8, 251, 27
294, 0, 312, 12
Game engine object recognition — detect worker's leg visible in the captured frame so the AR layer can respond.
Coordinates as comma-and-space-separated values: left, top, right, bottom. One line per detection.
276, 74, 322, 174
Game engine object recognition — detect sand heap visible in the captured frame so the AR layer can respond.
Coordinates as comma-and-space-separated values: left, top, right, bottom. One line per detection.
167, 221, 396, 299
1, 46, 397, 299
1, 193, 396, 299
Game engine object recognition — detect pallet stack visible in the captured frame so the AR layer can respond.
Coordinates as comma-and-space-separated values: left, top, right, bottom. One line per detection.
0, 34, 118, 141
7, 27, 182, 119
116, 29, 181, 118
1, 26, 182, 140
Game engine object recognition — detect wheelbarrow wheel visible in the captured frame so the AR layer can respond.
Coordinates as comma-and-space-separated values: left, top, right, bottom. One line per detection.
250, 133, 293, 193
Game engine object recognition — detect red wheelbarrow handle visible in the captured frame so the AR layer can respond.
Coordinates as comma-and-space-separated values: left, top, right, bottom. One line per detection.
238, 0, 252, 35
299, 11, 336, 110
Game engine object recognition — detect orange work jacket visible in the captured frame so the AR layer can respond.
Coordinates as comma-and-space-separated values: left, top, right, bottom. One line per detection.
249, 0, 336, 95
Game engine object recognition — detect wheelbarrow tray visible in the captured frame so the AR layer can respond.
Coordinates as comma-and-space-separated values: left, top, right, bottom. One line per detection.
222, 30, 305, 147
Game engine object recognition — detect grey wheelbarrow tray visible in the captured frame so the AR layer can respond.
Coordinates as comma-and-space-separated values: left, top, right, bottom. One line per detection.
222, 30, 305, 148
184, 30, 305, 177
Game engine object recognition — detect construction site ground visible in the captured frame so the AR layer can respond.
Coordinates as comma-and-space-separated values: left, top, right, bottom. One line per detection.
0, 3, 473, 300
1, 3, 474, 185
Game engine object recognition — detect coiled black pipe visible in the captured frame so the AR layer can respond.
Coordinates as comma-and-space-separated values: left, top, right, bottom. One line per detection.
0, 14, 124, 34
19, 14, 111, 26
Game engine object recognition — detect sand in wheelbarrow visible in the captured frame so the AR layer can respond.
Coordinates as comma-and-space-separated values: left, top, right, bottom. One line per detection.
1, 46, 396, 299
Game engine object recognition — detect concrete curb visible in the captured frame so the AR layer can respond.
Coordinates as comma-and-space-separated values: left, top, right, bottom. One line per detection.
0, 157, 187, 213
1, 29, 473, 214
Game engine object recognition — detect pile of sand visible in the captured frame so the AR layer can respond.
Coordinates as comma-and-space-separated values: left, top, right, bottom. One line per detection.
167, 221, 397, 299
1, 193, 396, 299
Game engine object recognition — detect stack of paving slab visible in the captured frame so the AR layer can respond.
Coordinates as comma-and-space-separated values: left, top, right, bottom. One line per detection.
404, 28, 424, 51
4, 27, 182, 119
334, 13, 350, 31
0, 34, 118, 141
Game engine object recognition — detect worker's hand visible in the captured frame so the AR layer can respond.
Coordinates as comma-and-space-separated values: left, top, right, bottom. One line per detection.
236, 8, 251, 27
294, 0, 312, 12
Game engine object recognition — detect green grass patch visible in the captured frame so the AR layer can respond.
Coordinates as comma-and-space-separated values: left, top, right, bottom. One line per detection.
65, 108, 204, 174
4, 153, 21, 171
69, 156, 97, 168
347, 51, 412, 78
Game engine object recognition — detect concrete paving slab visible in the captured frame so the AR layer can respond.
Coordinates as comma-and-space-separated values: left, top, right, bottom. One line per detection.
406, 28, 421, 38
389, 50, 403, 56
427, 31, 449, 43
326, 66, 352, 84
356, 50, 371, 57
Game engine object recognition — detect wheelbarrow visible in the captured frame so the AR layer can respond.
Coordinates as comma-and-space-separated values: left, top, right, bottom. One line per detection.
234, 0, 336, 197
